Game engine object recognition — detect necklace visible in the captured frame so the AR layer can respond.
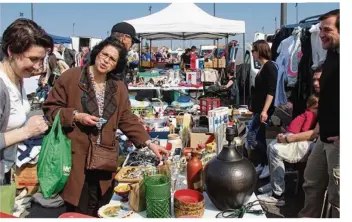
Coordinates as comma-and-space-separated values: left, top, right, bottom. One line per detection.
89, 67, 106, 144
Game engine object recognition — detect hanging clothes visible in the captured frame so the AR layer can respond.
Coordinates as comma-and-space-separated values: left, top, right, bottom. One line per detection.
292, 29, 314, 119
287, 27, 303, 87
271, 27, 295, 61
275, 27, 303, 88
309, 23, 327, 70
273, 62, 287, 107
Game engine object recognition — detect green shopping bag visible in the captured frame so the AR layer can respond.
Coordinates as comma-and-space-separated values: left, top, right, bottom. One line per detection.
37, 111, 72, 199
0, 183, 16, 214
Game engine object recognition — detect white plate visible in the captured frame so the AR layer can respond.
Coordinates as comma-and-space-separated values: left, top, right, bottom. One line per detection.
97, 202, 134, 218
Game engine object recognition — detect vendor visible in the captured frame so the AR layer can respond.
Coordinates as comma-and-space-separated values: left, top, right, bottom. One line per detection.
191, 45, 198, 56
181, 48, 191, 71
43, 37, 168, 217
221, 72, 239, 105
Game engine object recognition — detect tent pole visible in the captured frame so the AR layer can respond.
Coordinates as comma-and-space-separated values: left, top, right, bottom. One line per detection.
139, 36, 142, 69
149, 40, 152, 67
182, 33, 185, 49
217, 39, 219, 69
225, 34, 229, 67
242, 33, 246, 105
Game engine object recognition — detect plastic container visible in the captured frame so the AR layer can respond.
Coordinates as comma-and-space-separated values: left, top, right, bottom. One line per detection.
167, 134, 182, 154
200, 97, 220, 116
144, 174, 171, 218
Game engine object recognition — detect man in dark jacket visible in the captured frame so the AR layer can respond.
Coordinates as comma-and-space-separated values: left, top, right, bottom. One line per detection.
58, 44, 76, 68
299, 9, 340, 218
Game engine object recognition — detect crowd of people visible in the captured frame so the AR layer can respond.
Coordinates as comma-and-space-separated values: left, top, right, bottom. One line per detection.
0, 18, 168, 217
247, 9, 340, 217
0, 8, 340, 218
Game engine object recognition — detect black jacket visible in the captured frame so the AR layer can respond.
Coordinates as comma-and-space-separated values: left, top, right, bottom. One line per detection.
318, 49, 340, 143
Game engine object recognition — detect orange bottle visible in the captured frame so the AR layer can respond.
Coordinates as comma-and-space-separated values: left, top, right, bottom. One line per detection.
187, 148, 203, 192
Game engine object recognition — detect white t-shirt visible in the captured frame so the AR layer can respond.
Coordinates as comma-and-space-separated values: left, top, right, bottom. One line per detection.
0, 71, 30, 173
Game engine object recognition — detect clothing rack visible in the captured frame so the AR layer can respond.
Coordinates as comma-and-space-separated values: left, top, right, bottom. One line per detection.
271, 14, 321, 119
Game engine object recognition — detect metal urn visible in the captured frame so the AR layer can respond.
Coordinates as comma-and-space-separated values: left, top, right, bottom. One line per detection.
204, 126, 257, 210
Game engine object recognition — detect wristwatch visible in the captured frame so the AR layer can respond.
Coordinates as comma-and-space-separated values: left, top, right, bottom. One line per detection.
284, 136, 290, 143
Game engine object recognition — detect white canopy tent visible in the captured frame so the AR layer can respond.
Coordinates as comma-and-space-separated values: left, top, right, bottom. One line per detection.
124, 3, 245, 40
124, 3, 248, 103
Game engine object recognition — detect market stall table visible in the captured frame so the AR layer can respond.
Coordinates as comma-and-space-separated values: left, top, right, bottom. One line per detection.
110, 191, 265, 218
128, 86, 204, 100
128, 86, 203, 90
110, 172, 266, 218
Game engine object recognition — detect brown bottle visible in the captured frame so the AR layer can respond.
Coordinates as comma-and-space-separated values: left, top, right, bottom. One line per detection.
187, 148, 203, 192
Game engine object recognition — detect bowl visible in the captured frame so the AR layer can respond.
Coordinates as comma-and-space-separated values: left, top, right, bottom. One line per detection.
174, 189, 205, 211
174, 207, 204, 218
114, 184, 132, 202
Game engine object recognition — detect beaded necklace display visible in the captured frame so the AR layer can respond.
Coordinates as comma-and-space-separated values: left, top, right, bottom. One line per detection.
89, 69, 106, 144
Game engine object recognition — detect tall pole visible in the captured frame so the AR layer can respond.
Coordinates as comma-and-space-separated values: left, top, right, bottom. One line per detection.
295, 3, 298, 23
0, 4, 2, 34
275, 17, 277, 30
31, 3, 33, 20
171, 40, 173, 50
73, 23, 75, 36
280, 3, 287, 27
242, 33, 246, 104
213, 3, 216, 45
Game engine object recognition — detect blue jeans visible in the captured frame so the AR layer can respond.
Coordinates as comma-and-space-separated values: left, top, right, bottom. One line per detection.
36, 90, 47, 99
247, 113, 268, 165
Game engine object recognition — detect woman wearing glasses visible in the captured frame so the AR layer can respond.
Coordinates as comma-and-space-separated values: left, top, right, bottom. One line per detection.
247, 40, 278, 180
0, 19, 52, 213
43, 37, 168, 216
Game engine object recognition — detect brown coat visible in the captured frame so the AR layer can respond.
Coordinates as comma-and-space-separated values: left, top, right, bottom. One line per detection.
42, 66, 150, 206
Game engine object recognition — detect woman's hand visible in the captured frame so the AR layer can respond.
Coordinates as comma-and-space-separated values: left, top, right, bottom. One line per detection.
148, 143, 169, 160
260, 111, 268, 123
22, 115, 49, 138
75, 113, 99, 126
276, 133, 286, 143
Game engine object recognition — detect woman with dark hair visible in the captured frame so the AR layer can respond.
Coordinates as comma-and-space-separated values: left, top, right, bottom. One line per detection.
0, 18, 52, 213
43, 37, 168, 216
247, 40, 278, 180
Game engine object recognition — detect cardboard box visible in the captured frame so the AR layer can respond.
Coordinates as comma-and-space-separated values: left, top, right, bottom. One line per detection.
15, 164, 39, 194
213, 58, 226, 68
204, 61, 213, 68
141, 61, 154, 68
190, 133, 211, 148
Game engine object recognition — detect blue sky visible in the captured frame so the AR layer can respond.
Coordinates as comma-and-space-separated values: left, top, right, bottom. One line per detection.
0, 2, 339, 49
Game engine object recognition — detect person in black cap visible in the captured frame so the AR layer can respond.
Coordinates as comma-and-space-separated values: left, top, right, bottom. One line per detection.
83, 22, 140, 83
191, 45, 197, 53
110, 22, 140, 50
